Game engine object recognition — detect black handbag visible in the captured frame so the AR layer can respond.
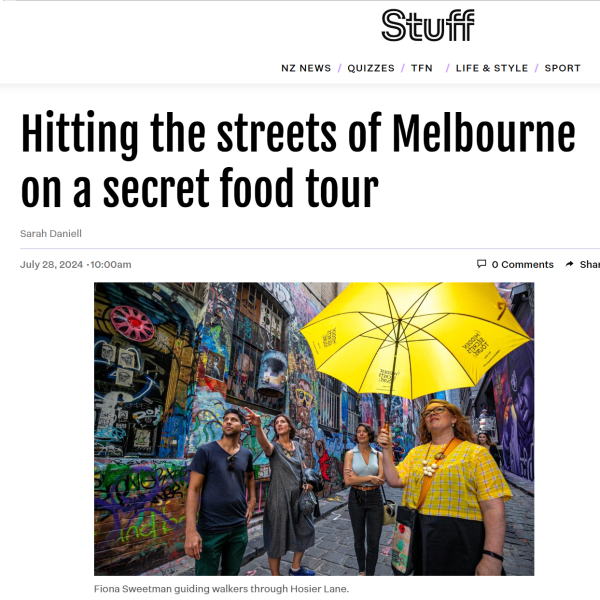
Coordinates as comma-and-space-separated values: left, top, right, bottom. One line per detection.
299, 488, 318, 516
298, 451, 319, 517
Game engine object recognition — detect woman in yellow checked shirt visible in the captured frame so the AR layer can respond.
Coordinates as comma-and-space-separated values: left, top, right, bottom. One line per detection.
379, 399, 512, 576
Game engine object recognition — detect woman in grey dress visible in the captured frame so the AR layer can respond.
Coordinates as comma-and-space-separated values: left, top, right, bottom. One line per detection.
244, 409, 316, 576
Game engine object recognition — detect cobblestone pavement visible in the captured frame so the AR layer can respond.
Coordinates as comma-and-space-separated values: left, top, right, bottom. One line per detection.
503, 485, 534, 575
240, 483, 533, 576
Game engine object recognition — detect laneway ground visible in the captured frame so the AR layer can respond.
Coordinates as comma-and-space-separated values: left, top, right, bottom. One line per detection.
151, 482, 533, 576
240, 483, 533, 576
503, 485, 535, 575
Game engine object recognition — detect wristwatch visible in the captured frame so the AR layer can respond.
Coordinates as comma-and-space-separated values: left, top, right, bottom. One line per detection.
482, 550, 504, 562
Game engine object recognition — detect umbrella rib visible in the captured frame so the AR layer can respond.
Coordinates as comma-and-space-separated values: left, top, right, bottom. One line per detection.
362, 335, 391, 342
313, 322, 392, 371
380, 341, 399, 351
394, 289, 439, 406
410, 327, 477, 386
407, 326, 413, 399
399, 288, 437, 343
357, 331, 394, 394
379, 335, 411, 351
379, 283, 400, 321
397, 316, 477, 386
300, 311, 395, 330
401, 282, 444, 321
403, 314, 450, 341
358, 312, 397, 340
405, 312, 532, 339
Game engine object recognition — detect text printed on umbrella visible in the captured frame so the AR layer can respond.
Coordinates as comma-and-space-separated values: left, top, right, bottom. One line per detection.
463, 332, 489, 357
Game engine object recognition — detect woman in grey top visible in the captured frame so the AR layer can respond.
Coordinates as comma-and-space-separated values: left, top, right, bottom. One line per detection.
244, 409, 316, 576
343, 423, 384, 575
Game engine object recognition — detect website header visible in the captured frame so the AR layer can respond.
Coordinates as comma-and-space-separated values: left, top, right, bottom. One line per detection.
0, 1, 597, 84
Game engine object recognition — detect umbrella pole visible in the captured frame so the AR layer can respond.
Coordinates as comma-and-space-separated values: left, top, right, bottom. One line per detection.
384, 339, 400, 433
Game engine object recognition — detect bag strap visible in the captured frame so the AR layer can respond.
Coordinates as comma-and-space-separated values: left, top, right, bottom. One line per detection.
416, 438, 463, 510
298, 444, 307, 486
376, 453, 396, 507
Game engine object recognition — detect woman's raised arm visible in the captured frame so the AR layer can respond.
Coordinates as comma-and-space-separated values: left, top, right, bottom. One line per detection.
244, 407, 274, 456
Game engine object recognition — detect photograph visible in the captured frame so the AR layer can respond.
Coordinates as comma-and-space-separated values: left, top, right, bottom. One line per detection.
94, 282, 534, 577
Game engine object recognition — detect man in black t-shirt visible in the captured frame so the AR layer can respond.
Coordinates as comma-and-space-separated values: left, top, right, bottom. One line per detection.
185, 408, 256, 576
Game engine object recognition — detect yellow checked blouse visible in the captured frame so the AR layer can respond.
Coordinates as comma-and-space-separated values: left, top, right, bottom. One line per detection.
395, 441, 512, 521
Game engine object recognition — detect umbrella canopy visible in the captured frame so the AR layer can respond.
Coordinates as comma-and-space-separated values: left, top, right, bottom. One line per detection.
300, 282, 531, 401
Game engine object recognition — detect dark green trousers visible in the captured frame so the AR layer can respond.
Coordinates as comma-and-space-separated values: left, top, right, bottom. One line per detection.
195, 523, 248, 576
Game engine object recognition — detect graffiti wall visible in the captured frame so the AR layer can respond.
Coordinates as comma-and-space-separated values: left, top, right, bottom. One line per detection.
95, 282, 391, 575
185, 282, 352, 492
492, 342, 534, 481
94, 283, 205, 459
94, 458, 189, 575
491, 294, 534, 481
94, 283, 208, 574
283, 283, 320, 474
360, 393, 426, 460
187, 283, 282, 476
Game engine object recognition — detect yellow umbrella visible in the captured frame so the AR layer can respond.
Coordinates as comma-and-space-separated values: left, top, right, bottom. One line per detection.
300, 282, 531, 402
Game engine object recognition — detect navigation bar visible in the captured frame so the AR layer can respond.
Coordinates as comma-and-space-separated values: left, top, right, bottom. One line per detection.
0, 1, 597, 84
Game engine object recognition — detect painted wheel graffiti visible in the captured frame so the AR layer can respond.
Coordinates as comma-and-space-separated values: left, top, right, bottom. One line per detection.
111, 306, 155, 342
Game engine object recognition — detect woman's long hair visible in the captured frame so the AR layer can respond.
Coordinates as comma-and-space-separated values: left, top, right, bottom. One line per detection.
417, 400, 473, 443
478, 431, 497, 447
273, 413, 297, 440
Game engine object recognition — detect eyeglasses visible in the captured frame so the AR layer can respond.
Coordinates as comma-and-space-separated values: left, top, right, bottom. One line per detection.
422, 406, 447, 419
227, 455, 236, 471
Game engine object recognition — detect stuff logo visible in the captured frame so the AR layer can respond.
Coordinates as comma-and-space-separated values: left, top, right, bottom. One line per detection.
382, 9, 475, 42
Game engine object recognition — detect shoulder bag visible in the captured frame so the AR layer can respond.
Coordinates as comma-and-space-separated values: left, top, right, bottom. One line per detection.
298, 447, 318, 517
391, 438, 462, 575
381, 485, 397, 526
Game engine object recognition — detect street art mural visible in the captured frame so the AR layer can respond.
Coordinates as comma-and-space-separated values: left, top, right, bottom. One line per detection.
189, 385, 277, 468
361, 394, 376, 426
94, 458, 189, 575
359, 393, 425, 460
396, 396, 426, 455
278, 283, 321, 472
315, 432, 345, 496
94, 283, 204, 459
188, 283, 279, 469
94, 283, 207, 574
491, 295, 534, 482
189, 283, 237, 452
492, 342, 534, 481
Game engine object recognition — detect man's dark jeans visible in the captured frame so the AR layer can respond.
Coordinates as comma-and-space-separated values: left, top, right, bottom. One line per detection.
348, 487, 384, 575
195, 523, 248, 576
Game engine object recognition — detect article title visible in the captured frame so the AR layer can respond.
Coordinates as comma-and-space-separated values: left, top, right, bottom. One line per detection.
21, 111, 575, 209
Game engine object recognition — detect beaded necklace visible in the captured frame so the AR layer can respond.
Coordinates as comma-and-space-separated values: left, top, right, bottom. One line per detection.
421, 438, 455, 477
278, 441, 295, 459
